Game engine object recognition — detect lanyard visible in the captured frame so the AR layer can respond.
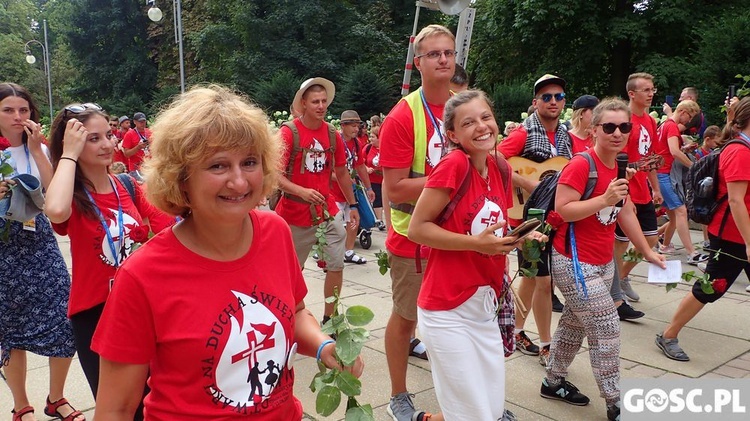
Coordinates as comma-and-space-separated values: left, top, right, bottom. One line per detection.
23, 144, 32, 174
420, 89, 447, 158
84, 176, 125, 267
568, 223, 589, 299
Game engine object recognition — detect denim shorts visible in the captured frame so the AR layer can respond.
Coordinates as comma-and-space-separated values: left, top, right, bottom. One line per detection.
657, 172, 683, 210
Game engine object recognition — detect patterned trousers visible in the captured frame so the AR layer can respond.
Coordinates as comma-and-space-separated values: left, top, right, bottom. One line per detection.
547, 249, 621, 405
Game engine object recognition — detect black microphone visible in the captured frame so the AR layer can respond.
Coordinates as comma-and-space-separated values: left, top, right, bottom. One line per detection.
616, 153, 629, 206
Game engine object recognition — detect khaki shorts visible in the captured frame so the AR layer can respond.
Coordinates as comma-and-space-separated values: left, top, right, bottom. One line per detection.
290, 212, 346, 271
389, 252, 426, 321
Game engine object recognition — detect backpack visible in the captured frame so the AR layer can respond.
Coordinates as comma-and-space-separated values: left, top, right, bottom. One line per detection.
415, 151, 511, 273
268, 121, 336, 210
685, 139, 750, 226
115, 173, 137, 203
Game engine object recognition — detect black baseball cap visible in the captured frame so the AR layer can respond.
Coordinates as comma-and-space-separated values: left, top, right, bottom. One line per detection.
572, 95, 600, 111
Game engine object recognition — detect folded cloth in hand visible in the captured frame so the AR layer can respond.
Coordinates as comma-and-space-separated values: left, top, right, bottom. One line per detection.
0, 173, 45, 222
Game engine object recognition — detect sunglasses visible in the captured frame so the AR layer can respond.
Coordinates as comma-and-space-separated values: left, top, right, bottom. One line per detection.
597, 122, 633, 134
63, 103, 103, 118
538, 92, 566, 103
109, 123, 118, 127
416, 50, 457, 60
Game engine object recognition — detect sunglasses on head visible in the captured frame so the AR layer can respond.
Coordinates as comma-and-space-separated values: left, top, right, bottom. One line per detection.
63, 103, 103, 118
597, 122, 633, 134
538, 92, 566, 103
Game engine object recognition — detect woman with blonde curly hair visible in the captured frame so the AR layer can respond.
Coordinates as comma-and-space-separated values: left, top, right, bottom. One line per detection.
92, 85, 363, 420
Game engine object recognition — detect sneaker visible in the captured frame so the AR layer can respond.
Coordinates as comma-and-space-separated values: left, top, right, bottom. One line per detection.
697, 262, 707, 272
620, 276, 640, 302
686, 252, 709, 265
540, 378, 590, 406
702, 240, 710, 250
607, 402, 621, 421
551, 293, 564, 313
617, 302, 644, 321
539, 345, 550, 367
501, 409, 517, 421
655, 333, 690, 361
376, 220, 386, 231
387, 392, 425, 421
658, 243, 677, 254
515, 331, 540, 356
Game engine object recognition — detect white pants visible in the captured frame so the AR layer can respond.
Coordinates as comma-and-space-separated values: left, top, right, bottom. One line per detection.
418, 286, 505, 421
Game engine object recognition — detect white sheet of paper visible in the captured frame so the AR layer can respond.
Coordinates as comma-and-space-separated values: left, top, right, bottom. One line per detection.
647, 260, 683, 284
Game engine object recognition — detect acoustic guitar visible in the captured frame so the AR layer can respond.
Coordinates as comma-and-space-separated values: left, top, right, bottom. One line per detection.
506, 154, 664, 220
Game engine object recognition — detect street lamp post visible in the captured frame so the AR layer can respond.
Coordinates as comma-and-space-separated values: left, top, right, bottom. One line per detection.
24, 19, 54, 123
147, 0, 185, 93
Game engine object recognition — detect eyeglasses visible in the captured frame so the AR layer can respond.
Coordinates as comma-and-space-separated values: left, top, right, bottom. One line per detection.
632, 88, 658, 94
415, 50, 457, 60
597, 122, 633, 134
63, 103, 103, 118
538, 92, 566, 103
109, 123, 118, 127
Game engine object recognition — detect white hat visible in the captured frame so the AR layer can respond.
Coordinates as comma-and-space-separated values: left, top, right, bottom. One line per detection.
292, 77, 335, 114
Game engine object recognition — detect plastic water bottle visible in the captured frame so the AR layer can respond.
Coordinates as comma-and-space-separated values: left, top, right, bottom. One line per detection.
697, 177, 713, 198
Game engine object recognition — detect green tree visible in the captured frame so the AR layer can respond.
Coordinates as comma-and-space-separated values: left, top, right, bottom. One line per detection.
335, 63, 394, 118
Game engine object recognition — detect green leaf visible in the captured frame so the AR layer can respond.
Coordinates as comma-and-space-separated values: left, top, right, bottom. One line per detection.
335, 370, 362, 396
665, 283, 678, 292
349, 327, 370, 341
309, 371, 326, 392
325, 295, 337, 304
345, 306, 375, 326
736, 74, 743, 78
519, 267, 537, 278
345, 403, 375, 421
335, 330, 364, 366
700, 281, 714, 295
379, 265, 388, 275
316, 385, 341, 416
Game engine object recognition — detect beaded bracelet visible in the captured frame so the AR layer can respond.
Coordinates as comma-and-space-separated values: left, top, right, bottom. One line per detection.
316, 339, 336, 362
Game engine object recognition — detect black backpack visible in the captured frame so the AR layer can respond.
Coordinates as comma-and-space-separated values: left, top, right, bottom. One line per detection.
522, 152, 598, 237
685, 139, 750, 226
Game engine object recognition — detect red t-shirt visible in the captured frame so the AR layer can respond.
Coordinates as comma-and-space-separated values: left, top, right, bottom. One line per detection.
570, 132, 593, 154
496, 126, 557, 158
274, 119, 347, 227
418, 150, 512, 310
122, 128, 152, 171
626, 112, 657, 204
362, 143, 383, 184
552, 151, 622, 265
708, 141, 750, 244
52, 177, 175, 316
379, 97, 446, 258
332, 136, 365, 203
655, 119, 683, 174
92, 211, 306, 420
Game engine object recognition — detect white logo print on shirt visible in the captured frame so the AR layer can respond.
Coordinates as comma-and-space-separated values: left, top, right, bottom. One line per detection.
470, 199, 505, 237
426, 119, 445, 168
638, 125, 651, 156
304, 138, 327, 173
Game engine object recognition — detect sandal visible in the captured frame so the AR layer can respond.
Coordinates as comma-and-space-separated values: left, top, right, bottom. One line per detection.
344, 251, 367, 264
44, 397, 85, 421
11, 406, 35, 421
409, 338, 428, 360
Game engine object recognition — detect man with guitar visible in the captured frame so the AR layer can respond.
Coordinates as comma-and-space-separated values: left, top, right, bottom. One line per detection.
496, 74, 572, 366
